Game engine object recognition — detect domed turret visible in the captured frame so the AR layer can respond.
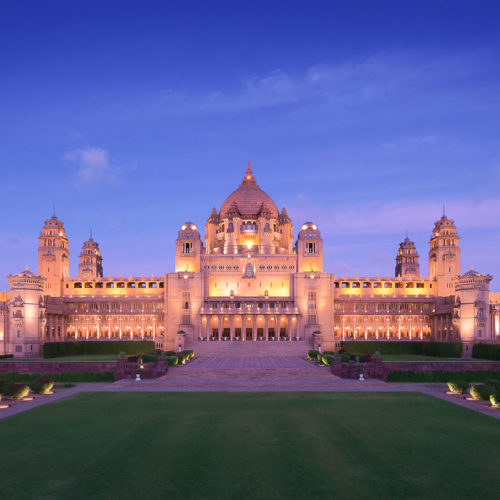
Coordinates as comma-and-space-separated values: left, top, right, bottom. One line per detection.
395, 236, 420, 278
78, 233, 103, 279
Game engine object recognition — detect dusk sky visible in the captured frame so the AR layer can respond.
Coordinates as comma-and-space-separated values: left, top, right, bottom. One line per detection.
1, 1, 499, 288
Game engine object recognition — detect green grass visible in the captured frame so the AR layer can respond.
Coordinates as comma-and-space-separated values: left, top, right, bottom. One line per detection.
0, 393, 499, 499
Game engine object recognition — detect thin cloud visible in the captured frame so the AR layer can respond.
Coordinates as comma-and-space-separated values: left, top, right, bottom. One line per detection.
64, 146, 126, 185
287, 198, 500, 237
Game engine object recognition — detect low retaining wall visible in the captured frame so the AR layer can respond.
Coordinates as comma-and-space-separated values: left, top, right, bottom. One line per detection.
331, 357, 500, 380
0, 358, 168, 380
382, 360, 500, 379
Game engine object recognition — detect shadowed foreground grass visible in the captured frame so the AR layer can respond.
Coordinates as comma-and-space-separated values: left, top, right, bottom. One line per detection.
0, 392, 498, 499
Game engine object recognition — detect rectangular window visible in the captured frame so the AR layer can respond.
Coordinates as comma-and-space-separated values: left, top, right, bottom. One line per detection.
307, 314, 317, 325
183, 242, 192, 254
306, 242, 315, 254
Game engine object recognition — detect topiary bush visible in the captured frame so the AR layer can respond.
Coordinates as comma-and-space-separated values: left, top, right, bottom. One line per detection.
490, 393, 500, 408
141, 354, 158, 363
167, 356, 178, 367
3, 383, 30, 400
321, 354, 333, 366
470, 384, 496, 401
306, 350, 319, 360
484, 379, 500, 391
0, 379, 12, 394
447, 381, 469, 394
30, 379, 55, 394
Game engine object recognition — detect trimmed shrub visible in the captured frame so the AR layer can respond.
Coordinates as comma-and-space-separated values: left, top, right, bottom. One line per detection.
321, 354, 333, 366
3, 383, 30, 400
484, 379, 500, 391
167, 356, 178, 367
43, 340, 155, 359
0, 354, 13, 360
127, 356, 139, 363
184, 350, 195, 359
164, 351, 177, 356
141, 354, 158, 363
341, 341, 462, 357
306, 350, 319, 360
387, 370, 500, 383
473, 343, 500, 361
30, 379, 54, 394
0, 379, 12, 393
447, 381, 469, 394
470, 384, 496, 401
490, 393, 500, 408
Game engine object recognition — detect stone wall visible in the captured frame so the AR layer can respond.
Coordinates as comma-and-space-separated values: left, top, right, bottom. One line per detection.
0, 358, 168, 380
331, 356, 500, 380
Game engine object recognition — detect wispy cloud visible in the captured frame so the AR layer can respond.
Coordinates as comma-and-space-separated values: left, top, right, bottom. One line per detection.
287, 198, 500, 237
64, 146, 129, 185
153, 49, 498, 116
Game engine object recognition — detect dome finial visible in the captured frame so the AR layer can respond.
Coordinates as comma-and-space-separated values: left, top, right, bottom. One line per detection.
241, 161, 256, 186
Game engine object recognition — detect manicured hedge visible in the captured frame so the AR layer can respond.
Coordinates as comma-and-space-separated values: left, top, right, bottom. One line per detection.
167, 356, 178, 367
470, 384, 496, 401
0, 354, 13, 360
341, 341, 462, 357
387, 370, 500, 383
472, 343, 500, 361
0, 371, 114, 383
2, 383, 30, 400
43, 341, 155, 358
447, 381, 469, 394
30, 379, 55, 394
490, 393, 500, 408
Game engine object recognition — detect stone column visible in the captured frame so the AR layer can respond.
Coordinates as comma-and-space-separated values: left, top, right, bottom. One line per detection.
265, 315, 269, 340
97, 318, 100, 339
230, 315, 234, 340
252, 315, 257, 341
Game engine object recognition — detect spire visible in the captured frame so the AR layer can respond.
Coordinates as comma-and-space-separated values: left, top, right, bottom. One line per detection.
241, 161, 256, 186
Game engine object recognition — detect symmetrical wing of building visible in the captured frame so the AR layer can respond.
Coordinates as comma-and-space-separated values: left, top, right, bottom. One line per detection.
1, 164, 499, 357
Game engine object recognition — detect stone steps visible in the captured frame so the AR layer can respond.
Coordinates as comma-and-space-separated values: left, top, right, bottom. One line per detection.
186, 340, 311, 358
166, 365, 334, 381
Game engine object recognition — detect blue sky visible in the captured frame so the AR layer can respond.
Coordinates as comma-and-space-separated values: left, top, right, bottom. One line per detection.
1, 0, 500, 288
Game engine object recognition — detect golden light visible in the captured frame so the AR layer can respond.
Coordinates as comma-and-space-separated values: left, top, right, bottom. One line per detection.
312, 224, 317, 230
182, 225, 187, 230
302, 224, 307, 230
192, 225, 197, 230
183, 275, 188, 280
246, 242, 252, 249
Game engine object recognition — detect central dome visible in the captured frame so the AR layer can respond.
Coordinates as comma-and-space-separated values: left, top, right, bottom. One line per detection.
220, 163, 279, 219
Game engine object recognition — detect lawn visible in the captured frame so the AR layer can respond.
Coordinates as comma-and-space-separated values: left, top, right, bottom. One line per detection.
0, 392, 499, 499
381, 354, 491, 361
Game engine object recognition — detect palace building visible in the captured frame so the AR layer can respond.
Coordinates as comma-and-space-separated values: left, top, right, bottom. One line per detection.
0, 164, 499, 358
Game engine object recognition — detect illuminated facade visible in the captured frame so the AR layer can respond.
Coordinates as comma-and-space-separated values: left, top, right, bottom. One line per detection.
1, 164, 499, 358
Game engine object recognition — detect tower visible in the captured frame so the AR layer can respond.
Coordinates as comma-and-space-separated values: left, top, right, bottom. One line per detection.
428, 214, 460, 296
395, 237, 420, 278
38, 215, 70, 296
175, 222, 202, 272
296, 222, 323, 272
78, 235, 103, 279
452, 268, 492, 356
6, 267, 46, 358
